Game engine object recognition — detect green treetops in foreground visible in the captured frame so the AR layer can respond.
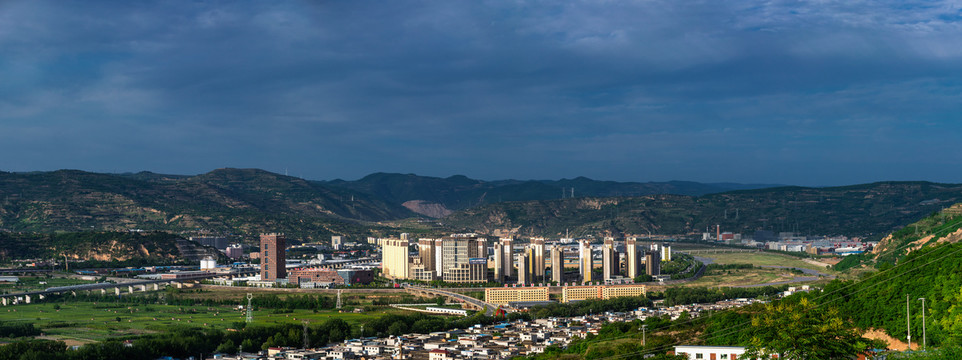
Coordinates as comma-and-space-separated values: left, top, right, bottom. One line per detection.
743, 298, 878, 360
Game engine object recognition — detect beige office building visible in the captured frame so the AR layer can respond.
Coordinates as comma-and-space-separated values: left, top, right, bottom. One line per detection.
561, 285, 647, 303
381, 238, 410, 280
484, 287, 549, 306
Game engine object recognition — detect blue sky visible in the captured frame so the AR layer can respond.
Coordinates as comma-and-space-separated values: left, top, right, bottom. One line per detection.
2, 1, 961, 186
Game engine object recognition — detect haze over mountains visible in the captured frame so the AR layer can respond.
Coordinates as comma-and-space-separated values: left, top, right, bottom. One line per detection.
0, 168, 958, 240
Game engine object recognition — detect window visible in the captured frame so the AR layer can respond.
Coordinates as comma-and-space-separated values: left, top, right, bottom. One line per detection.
721, 355, 728, 359
695, 354, 703, 359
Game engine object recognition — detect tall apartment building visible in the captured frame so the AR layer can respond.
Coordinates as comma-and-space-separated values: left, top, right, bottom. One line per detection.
602, 237, 618, 281
440, 235, 488, 283
260, 233, 286, 281
626, 237, 641, 279
579, 239, 593, 284
550, 245, 564, 284
418, 238, 438, 278
494, 241, 504, 283
499, 237, 514, 280
645, 250, 661, 276
434, 238, 444, 278
531, 237, 546, 282
517, 253, 531, 285
661, 245, 672, 262
381, 238, 410, 280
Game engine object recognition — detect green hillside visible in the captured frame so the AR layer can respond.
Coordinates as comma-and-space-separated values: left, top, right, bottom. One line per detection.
0, 168, 413, 240
0, 231, 217, 264
321, 172, 781, 215
443, 182, 962, 238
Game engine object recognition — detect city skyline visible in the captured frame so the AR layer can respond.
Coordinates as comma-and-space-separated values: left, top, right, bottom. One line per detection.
3, 1, 962, 186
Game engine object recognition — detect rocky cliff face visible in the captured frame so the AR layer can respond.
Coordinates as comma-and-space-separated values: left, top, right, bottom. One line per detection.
402, 200, 454, 218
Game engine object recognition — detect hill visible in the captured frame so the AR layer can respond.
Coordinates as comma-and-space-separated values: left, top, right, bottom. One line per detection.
0, 168, 414, 240
443, 182, 962, 238
0, 231, 220, 264
321, 173, 781, 217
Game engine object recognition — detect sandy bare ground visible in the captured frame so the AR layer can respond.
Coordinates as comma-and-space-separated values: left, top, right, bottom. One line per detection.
863, 328, 917, 351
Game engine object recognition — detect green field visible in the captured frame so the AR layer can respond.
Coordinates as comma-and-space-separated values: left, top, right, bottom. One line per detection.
0, 299, 413, 345
684, 267, 792, 287
698, 252, 835, 274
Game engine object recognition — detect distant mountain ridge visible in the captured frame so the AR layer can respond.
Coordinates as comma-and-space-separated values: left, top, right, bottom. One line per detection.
0, 168, 413, 240
442, 181, 962, 238
320, 172, 783, 217
2, 168, 956, 241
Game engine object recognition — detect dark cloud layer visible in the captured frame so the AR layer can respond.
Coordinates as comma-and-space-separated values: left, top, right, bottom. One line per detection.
2, 0, 962, 185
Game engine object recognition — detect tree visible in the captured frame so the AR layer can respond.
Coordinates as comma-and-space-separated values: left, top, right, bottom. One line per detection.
215, 340, 237, 354
742, 298, 874, 359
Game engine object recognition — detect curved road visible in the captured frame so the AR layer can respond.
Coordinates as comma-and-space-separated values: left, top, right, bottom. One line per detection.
402, 285, 501, 316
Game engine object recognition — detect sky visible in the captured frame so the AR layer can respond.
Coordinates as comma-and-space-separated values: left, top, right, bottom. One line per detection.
2, 1, 962, 186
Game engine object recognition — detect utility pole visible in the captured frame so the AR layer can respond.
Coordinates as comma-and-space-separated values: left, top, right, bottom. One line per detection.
641, 324, 647, 347
303, 320, 310, 349
246, 293, 254, 323
919, 297, 927, 351
907, 294, 912, 350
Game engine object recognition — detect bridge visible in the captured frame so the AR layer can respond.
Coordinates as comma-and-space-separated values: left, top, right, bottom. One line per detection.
0, 269, 257, 306
402, 285, 506, 316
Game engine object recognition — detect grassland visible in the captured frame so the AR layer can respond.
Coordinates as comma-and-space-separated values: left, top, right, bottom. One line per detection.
0, 286, 441, 345
684, 267, 794, 288
0, 300, 411, 345
697, 251, 835, 274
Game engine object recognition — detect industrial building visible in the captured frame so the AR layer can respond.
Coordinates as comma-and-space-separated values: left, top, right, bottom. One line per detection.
288, 268, 374, 287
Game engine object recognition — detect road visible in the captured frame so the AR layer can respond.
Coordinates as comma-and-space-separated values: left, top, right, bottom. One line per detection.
402, 285, 501, 316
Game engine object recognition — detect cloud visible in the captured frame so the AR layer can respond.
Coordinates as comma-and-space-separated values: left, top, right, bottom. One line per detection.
0, 0, 961, 185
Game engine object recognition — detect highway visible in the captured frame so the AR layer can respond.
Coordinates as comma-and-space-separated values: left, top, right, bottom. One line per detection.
402, 285, 502, 316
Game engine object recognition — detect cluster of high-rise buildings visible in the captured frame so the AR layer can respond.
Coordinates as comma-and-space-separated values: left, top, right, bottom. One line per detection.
382, 233, 490, 283
380, 234, 670, 285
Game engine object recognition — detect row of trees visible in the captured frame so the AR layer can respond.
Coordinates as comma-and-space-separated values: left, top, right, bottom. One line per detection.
661, 285, 785, 306
0, 319, 354, 360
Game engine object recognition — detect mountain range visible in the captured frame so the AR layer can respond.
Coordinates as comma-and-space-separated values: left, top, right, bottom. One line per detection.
0, 168, 958, 241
